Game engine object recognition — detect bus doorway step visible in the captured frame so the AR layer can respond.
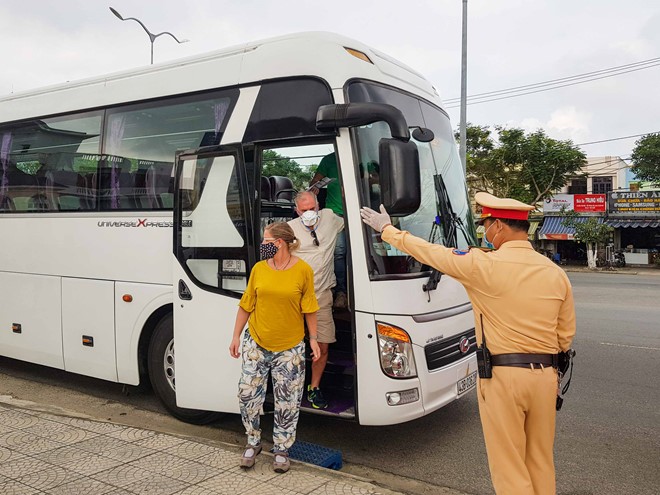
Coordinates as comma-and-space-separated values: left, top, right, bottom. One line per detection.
287, 440, 342, 470
300, 392, 355, 418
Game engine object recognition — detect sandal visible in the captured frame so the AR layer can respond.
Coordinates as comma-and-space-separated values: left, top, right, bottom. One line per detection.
272, 451, 290, 473
240, 443, 262, 469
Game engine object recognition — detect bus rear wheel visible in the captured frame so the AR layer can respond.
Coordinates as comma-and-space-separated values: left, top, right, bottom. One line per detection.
148, 313, 222, 425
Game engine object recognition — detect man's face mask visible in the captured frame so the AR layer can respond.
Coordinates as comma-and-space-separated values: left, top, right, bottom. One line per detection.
300, 209, 319, 227
482, 221, 496, 249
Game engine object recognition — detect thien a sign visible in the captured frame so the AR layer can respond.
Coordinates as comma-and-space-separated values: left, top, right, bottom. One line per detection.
608, 190, 660, 216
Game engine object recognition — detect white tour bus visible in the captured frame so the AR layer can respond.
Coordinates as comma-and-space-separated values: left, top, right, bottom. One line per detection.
0, 32, 477, 425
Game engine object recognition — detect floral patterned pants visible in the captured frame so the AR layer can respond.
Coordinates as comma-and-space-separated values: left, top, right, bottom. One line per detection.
238, 331, 306, 453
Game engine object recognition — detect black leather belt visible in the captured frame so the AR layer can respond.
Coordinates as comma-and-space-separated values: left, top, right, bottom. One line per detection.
491, 353, 558, 369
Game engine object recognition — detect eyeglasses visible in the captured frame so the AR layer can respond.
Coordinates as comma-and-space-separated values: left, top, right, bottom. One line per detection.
310, 230, 319, 246
262, 237, 277, 243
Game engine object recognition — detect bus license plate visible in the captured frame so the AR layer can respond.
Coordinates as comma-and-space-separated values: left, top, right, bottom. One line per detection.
457, 371, 477, 396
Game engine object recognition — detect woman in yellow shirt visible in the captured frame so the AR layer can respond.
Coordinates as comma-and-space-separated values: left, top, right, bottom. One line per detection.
229, 222, 320, 473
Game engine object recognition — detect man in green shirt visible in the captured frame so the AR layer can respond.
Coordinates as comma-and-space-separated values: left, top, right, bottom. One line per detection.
310, 152, 347, 308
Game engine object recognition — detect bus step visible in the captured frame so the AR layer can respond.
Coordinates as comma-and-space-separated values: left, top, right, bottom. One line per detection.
287, 440, 342, 470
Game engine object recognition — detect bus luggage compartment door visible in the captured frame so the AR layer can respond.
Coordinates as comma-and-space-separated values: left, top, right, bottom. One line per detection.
62, 277, 117, 382
0, 272, 64, 369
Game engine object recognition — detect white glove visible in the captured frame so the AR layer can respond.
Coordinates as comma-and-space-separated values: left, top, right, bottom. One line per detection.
360, 204, 392, 233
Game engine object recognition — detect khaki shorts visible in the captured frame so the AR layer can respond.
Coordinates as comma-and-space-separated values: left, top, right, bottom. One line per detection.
315, 289, 336, 344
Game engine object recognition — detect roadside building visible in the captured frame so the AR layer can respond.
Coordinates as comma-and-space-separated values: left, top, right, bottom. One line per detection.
605, 189, 660, 265
538, 193, 607, 263
537, 156, 659, 265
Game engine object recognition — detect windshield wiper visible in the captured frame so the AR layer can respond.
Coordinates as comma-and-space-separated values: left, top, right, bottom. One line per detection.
422, 174, 470, 296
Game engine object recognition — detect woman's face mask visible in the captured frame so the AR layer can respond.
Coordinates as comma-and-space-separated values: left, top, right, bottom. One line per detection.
260, 240, 279, 260
300, 209, 319, 227
482, 221, 497, 249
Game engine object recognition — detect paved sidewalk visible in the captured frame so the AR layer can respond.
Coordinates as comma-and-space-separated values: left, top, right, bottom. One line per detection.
0, 399, 403, 495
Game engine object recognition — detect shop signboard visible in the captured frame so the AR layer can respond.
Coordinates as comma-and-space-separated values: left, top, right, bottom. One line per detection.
542, 233, 572, 241
574, 194, 606, 212
544, 194, 605, 213
544, 194, 573, 213
608, 190, 660, 216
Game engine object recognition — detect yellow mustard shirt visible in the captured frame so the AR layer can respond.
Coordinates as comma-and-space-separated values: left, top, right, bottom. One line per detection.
382, 226, 576, 355
239, 259, 320, 352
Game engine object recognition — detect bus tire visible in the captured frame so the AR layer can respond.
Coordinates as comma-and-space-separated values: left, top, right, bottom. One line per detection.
148, 313, 222, 425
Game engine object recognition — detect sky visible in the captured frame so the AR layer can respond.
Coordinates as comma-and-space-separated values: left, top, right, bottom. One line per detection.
1, 0, 658, 160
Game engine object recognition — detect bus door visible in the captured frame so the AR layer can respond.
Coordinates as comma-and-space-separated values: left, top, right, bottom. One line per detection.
173, 145, 255, 413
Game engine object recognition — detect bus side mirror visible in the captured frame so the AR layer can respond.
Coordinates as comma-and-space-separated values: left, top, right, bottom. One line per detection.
379, 138, 421, 217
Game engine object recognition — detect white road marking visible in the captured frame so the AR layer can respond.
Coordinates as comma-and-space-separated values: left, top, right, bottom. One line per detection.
600, 342, 660, 351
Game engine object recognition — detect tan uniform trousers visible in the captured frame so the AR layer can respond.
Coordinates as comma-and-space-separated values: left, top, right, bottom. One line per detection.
477, 365, 558, 495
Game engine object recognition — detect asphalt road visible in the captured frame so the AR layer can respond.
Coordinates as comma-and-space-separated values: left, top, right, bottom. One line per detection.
1, 272, 658, 495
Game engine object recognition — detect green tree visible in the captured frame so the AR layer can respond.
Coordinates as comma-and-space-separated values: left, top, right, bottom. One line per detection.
262, 150, 314, 192
494, 128, 586, 205
455, 124, 498, 193
630, 133, 660, 186
457, 125, 586, 205
560, 209, 613, 269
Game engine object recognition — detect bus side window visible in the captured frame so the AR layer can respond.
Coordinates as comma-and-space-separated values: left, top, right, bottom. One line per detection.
178, 153, 249, 295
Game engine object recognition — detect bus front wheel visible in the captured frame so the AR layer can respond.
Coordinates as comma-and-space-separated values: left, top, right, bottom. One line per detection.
148, 313, 222, 425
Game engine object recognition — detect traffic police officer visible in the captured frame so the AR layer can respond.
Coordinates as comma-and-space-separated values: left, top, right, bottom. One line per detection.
361, 192, 576, 495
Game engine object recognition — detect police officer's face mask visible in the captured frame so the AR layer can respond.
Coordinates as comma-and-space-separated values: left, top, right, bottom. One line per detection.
482, 222, 496, 249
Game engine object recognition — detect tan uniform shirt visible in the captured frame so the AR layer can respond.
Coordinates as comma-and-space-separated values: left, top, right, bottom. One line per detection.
381, 226, 576, 355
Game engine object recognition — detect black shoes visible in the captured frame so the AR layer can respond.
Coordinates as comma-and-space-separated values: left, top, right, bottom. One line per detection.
307, 385, 328, 409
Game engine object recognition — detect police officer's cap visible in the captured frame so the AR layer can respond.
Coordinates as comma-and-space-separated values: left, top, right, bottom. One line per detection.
475, 192, 534, 222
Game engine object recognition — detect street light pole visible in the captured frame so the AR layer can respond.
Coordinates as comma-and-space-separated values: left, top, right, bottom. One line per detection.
109, 7, 188, 65
459, 0, 468, 176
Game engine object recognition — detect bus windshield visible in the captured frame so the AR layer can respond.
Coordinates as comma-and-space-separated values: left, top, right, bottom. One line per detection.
347, 81, 477, 279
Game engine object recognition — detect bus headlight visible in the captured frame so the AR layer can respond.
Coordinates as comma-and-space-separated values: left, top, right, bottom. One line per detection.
377, 322, 417, 378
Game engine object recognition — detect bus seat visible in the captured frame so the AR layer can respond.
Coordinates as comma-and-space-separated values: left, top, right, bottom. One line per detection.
146, 164, 172, 209
145, 166, 161, 209
46, 170, 80, 210
0, 195, 15, 212
44, 171, 59, 210
260, 176, 272, 202
27, 193, 51, 211
269, 176, 296, 202
78, 172, 97, 209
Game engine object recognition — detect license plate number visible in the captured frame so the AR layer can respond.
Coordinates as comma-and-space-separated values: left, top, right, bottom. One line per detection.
457, 371, 477, 396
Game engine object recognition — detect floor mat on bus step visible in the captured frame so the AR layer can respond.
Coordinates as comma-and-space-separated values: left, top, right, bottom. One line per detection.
287, 440, 342, 470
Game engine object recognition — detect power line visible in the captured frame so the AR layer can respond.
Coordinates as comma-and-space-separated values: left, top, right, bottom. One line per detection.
444, 56, 660, 104
576, 131, 660, 146
445, 63, 660, 108
444, 60, 660, 108
581, 157, 631, 175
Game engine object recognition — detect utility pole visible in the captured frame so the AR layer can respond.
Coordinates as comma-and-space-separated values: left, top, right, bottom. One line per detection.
459, 0, 468, 175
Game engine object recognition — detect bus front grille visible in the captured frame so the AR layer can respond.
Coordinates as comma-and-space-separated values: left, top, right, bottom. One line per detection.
424, 329, 476, 371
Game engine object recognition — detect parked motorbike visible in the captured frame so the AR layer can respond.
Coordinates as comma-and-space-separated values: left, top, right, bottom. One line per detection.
613, 250, 626, 268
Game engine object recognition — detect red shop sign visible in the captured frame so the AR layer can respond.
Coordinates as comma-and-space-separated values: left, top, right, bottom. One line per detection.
574, 194, 606, 212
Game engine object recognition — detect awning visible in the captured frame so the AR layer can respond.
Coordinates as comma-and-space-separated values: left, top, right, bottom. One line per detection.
538, 216, 602, 240
477, 222, 539, 239
528, 221, 540, 240
605, 219, 660, 228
